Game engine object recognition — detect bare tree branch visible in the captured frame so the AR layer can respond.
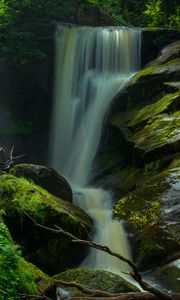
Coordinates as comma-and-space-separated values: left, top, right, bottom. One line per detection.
0, 145, 25, 173
25, 213, 176, 300
66, 294, 180, 300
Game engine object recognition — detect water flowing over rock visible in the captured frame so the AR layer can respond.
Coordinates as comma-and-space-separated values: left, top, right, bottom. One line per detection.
49, 24, 141, 283
97, 41, 180, 287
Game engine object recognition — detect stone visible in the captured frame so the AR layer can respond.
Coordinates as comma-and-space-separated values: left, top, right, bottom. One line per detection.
54, 268, 138, 295
10, 163, 73, 201
146, 260, 180, 292
0, 174, 93, 274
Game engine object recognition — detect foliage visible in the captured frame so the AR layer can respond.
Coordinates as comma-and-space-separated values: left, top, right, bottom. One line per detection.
129, 201, 161, 231
113, 196, 161, 232
144, 0, 180, 28
0, 222, 37, 300
0, 0, 179, 65
144, 0, 164, 27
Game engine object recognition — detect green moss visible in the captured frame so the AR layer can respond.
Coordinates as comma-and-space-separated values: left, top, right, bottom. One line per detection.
134, 58, 180, 80
113, 195, 161, 231
54, 268, 137, 295
128, 92, 180, 127
128, 111, 180, 152
0, 174, 91, 228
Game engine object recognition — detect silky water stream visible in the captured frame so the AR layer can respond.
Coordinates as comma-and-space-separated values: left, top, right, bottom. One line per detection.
50, 24, 141, 283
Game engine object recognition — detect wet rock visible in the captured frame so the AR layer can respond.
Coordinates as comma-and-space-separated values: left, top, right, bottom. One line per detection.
146, 260, 180, 292
10, 163, 73, 201
97, 41, 180, 272
113, 155, 180, 270
0, 174, 93, 274
54, 268, 138, 295
141, 28, 180, 66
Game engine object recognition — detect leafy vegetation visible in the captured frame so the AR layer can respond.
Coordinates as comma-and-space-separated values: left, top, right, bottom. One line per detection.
0, 0, 179, 65
113, 196, 161, 232
0, 221, 37, 299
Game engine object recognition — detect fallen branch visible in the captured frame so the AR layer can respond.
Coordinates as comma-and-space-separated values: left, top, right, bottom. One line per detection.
55, 280, 180, 299
25, 213, 175, 300
66, 294, 180, 300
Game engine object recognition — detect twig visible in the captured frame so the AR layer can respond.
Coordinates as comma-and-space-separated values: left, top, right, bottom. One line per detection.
25, 213, 174, 300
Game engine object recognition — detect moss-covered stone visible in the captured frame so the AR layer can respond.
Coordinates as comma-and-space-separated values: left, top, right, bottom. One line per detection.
10, 163, 73, 201
128, 92, 180, 128
0, 221, 53, 299
113, 155, 180, 269
54, 268, 138, 296
0, 174, 93, 274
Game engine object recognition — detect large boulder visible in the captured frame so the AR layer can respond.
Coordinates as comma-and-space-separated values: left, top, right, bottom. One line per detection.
10, 163, 73, 201
0, 174, 93, 274
54, 268, 138, 296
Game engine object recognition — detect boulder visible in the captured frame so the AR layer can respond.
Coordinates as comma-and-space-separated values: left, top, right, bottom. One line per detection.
0, 174, 93, 274
10, 163, 73, 201
54, 268, 138, 296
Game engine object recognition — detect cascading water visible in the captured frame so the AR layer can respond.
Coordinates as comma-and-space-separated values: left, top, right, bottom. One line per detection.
50, 24, 141, 280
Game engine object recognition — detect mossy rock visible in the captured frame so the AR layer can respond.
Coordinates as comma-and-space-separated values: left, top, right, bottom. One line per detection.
128, 111, 180, 163
0, 221, 53, 300
10, 163, 73, 201
54, 268, 138, 296
113, 156, 180, 270
147, 261, 180, 292
0, 174, 93, 274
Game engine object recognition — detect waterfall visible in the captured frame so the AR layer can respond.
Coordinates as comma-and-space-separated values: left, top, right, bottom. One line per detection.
50, 24, 141, 280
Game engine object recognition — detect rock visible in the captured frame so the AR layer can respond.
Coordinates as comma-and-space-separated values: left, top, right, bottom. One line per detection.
0, 221, 53, 297
147, 41, 180, 66
108, 41, 180, 166
10, 163, 73, 202
113, 155, 180, 270
96, 41, 180, 273
141, 28, 180, 66
0, 174, 93, 274
146, 260, 180, 292
54, 268, 138, 295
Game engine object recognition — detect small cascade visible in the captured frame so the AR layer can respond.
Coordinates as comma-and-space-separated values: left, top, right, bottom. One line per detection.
50, 24, 141, 280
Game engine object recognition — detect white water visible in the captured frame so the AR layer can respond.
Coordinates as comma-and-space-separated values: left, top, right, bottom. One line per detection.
50, 25, 141, 280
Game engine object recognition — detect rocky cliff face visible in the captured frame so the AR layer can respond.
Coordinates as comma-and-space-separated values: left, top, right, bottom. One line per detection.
96, 40, 180, 289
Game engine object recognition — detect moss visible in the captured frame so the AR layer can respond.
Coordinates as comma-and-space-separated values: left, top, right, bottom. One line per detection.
128, 111, 180, 153
128, 91, 180, 127
0, 174, 93, 274
112, 155, 180, 269
0, 174, 91, 228
134, 58, 180, 80
54, 268, 137, 295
